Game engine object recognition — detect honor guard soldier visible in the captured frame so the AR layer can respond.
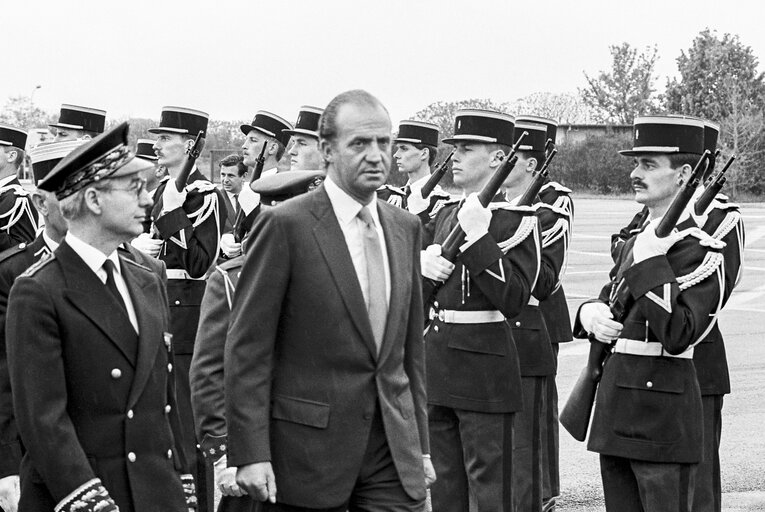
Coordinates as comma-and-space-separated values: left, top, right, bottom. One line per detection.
132, 106, 225, 510
501, 120, 569, 512
219, 111, 294, 259
284, 106, 324, 171
608, 119, 744, 512
574, 116, 726, 512
135, 138, 163, 234
0, 124, 38, 251
516, 115, 572, 512
190, 170, 324, 512
6, 122, 194, 512
48, 104, 107, 142
420, 109, 541, 512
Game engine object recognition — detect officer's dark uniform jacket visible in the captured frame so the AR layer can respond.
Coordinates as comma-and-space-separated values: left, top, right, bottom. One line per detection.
6, 242, 189, 511
0, 176, 38, 252
575, 219, 726, 463
422, 194, 541, 413
377, 180, 451, 223
537, 181, 574, 346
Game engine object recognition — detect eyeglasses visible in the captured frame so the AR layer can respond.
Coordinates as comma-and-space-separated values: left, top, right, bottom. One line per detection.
101, 177, 148, 198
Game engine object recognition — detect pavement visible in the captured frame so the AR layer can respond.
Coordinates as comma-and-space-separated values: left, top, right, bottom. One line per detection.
554, 198, 765, 511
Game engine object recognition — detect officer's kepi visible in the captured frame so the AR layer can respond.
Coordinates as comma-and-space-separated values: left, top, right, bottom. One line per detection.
38, 121, 154, 199
0, 124, 27, 149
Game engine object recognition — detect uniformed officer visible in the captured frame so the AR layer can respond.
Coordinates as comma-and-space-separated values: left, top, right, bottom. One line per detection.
380, 120, 451, 220
190, 170, 324, 512
0, 124, 38, 252
420, 109, 541, 512
608, 119, 745, 512
501, 119, 568, 512
132, 106, 226, 511
6, 122, 194, 511
48, 104, 106, 141
515, 115, 573, 512
575, 116, 726, 512
284, 106, 324, 171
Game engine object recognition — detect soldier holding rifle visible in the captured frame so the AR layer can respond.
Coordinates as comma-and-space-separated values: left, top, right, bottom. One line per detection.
572, 116, 726, 512
420, 109, 541, 512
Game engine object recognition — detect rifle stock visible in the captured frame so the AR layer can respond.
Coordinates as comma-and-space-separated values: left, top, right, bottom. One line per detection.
694, 155, 735, 216
420, 149, 455, 198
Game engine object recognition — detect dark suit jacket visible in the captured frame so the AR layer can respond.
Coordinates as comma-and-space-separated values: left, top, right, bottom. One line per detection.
224, 186, 428, 508
6, 241, 186, 511
220, 189, 238, 233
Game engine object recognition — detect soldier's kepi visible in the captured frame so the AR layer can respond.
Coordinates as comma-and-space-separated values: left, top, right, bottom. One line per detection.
0, 124, 39, 251
48, 104, 106, 142
284, 105, 324, 171
568, 115, 726, 512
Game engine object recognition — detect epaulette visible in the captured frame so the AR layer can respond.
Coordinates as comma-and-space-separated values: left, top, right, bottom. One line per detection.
0, 242, 29, 265
497, 215, 538, 254
186, 180, 217, 193
714, 193, 729, 203
711, 199, 739, 211
19, 252, 55, 277
710, 208, 742, 241
429, 197, 453, 218
377, 184, 406, 196
675, 229, 725, 291
541, 181, 572, 194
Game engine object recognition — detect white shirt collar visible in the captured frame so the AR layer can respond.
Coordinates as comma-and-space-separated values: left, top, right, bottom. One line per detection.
324, 176, 380, 227
42, 231, 60, 252
65, 232, 120, 279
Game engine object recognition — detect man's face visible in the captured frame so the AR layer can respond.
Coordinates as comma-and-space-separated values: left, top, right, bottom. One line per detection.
451, 142, 495, 191
42, 191, 68, 237
0, 147, 10, 174
220, 165, 245, 193
54, 128, 88, 142
502, 153, 535, 190
393, 143, 425, 175
322, 103, 391, 203
241, 130, 271, 167
630, 154, 683, 209
288, 135, 323, 171
99, 174, 153, 239
153, 132, 187, 169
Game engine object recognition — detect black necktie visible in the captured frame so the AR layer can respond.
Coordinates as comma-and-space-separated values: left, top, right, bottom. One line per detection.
103, 259, 128, 313
233, 193, 240, 215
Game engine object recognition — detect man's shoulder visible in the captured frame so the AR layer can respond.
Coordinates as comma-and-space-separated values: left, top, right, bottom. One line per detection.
18, 252, 57, 280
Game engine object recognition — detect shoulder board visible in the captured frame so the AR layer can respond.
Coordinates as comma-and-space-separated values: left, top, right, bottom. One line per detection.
0, 242, 29, 265
541, 181, 572, 194
20, 252, 55, 277
120, 255, 152, 273
186, 180, 217, 193
710, 199, 739, 211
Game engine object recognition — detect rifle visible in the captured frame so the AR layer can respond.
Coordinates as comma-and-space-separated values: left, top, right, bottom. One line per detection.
174, 131, 206, 193
560, 150, 711, 442
232, 142, 268, 243
420, 149, 455, 198
694, 155, 735, 216
544, 137, 555, 158
516, 148, 558, 206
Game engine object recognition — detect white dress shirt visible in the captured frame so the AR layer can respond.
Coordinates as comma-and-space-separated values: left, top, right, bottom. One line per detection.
65, 232, 139, 333
324, 177, 391, 307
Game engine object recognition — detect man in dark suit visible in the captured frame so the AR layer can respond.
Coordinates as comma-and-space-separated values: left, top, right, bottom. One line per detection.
219, 154, 247, 233
225, 89, 434, 511
6, 122, 193, 512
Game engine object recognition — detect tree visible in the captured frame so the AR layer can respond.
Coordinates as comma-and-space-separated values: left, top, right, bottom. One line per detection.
580, 43, 660, 124
0, 95, 54, 129
509, 92, 595, 124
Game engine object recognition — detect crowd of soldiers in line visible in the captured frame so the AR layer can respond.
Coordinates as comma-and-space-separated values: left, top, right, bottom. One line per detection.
0, 91, 744, 512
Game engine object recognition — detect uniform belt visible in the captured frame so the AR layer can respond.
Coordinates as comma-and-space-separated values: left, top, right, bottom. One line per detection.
528, 296, 539, 307
166, 269, 205, 280
613, 339, 694, 359
429, 308, 505, 324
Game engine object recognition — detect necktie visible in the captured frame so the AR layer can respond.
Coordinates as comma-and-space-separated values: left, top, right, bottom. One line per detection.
233, 193, 240, 215
357, 206, 387, 353
103, 259, 128, 314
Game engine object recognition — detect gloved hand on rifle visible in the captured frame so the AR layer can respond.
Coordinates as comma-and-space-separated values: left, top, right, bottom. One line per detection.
421, 245, 455, 282
162, 182, 188, 212
632, 218, 685, 263
457, 193, 491, 244
406, 185, 429, 215
220, 233, 242, 258
131, 232, 163, 258
579, 301, 623, 344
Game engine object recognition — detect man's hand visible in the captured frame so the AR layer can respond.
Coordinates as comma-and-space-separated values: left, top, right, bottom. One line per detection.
214, 456, 246, 497
220, 233, 242, 258
407, 186, 429, 215
162, 181, 188, 212
0, 475, 19, 512
236, 462, 276, 503
423, 457, 436, 488
421, 245, 455, 282
131, 233, 163, 257
457, 193, 491, 242
580, 302, 623, 344
632, 218, 685, 263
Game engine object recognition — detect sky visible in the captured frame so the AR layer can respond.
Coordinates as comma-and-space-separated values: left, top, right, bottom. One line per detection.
4, 0, 765, 127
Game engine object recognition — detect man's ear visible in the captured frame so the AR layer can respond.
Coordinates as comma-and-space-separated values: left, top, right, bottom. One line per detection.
30, 191, 47, 216
83, 187, 103, 215
677, 163, 693, 186
320, 139, 334, 164
489, 149, 505, 168
526, 157, 538, 173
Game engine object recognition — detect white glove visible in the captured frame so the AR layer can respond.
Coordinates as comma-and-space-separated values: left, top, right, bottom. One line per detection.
632, 218, 684, 263
214, 455, 246, 497
421, 245, 455, 282
238, 185, 261, 216
457, 193, 491, 242
131, 232, 163, 258
0, 475, 19, 512
162, 182, 187, 212
579, 302, 623, 344
220, 233, 242, 258
406, 185, 429, 215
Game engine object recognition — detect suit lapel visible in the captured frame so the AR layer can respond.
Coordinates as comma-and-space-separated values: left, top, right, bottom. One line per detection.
377, 203, 409, 362
310, 188, 378, 359
59, 243, 138, 367
120, 257, 163, 407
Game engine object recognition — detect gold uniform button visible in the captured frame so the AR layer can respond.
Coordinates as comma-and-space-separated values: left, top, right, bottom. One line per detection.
128, 452, 136, 462
111, 368, 122, 379
165, 405, 172, 414
167, 363, 173, 373
646, 381, 653, 388
127, 410, 134, 419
